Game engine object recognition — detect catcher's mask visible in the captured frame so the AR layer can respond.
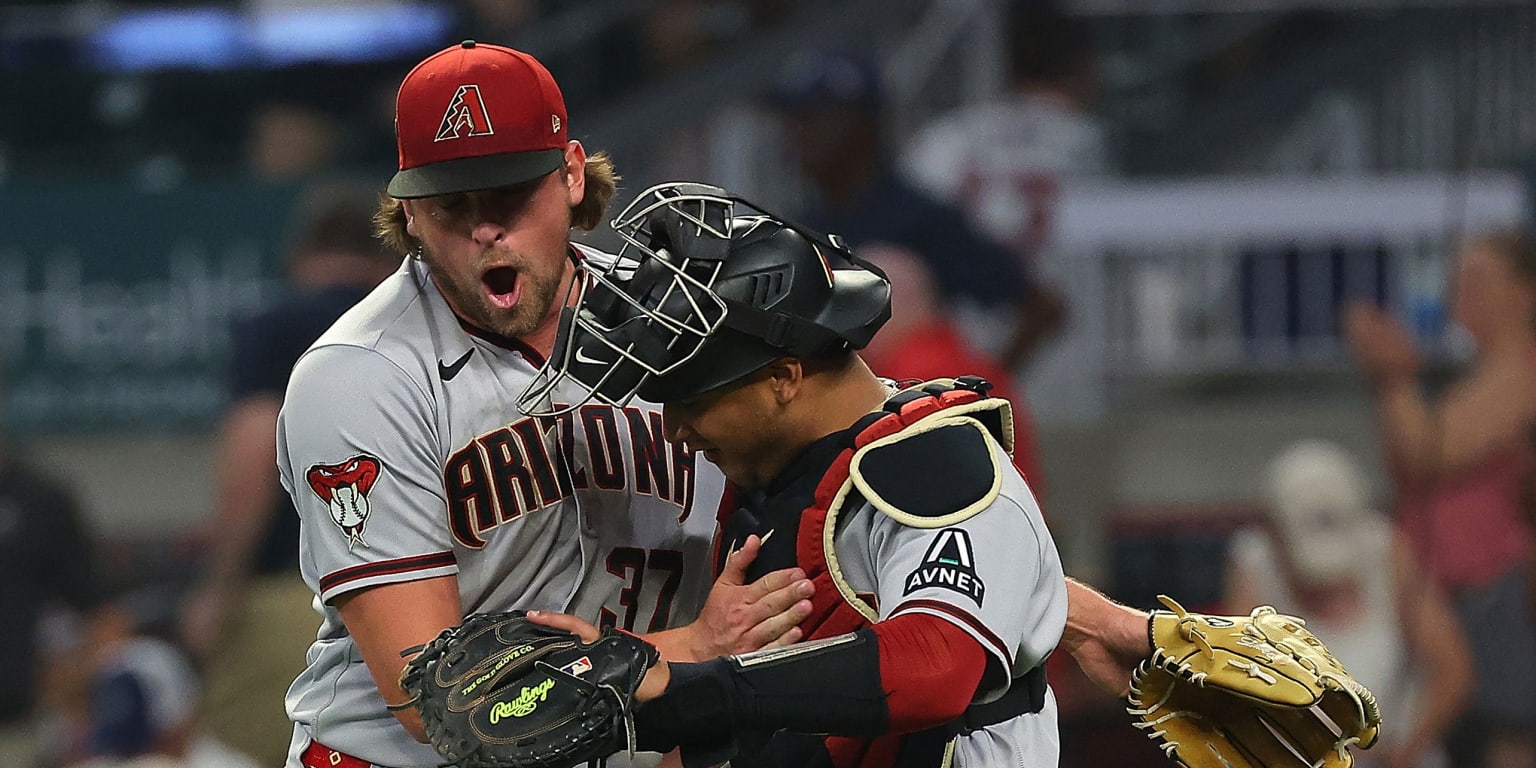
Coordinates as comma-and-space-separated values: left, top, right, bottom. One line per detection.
518, 182, 891, 414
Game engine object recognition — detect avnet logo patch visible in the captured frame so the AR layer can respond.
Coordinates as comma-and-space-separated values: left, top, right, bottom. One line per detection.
903, 528, 985, 606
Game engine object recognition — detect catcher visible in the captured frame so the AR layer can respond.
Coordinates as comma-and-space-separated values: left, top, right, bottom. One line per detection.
400, 183, 1382, 768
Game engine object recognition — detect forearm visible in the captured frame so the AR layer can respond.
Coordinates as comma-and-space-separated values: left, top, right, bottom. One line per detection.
203, 398, 285, 587
1061, 578, 1147, 656
1399, 571, 1475, 761
1394, 625, 1472, 761
636, 630, 886, 761
1057, 578, 1153, 697
203, 487, 276, 588
1002, 289, 1066, 370
1403, 685, 1466, 760
644, 626, 703, 663
638, 616, 988, 752
1370, 378, 1439, 480
336, 576, 462, 741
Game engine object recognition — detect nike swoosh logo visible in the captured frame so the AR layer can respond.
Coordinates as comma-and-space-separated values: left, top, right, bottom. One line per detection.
437, 349, 474, 381
573, 346, 606, 366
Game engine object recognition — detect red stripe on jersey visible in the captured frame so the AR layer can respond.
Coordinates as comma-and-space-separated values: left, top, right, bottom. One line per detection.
715, 483, 739, 524
870, 613, 988, 731
319, 551, 457, 594
889, 598, 1010, 670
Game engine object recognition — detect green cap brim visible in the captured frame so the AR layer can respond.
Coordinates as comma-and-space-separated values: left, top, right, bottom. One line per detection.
387, 148, 564, 198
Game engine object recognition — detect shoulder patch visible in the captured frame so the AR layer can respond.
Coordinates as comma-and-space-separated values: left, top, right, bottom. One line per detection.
307, 454, 383, 550
849, 416, 1001, 528
903, 528, 986, 606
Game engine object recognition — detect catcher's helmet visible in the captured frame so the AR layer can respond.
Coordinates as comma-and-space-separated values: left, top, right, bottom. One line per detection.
518, 182, 891, 413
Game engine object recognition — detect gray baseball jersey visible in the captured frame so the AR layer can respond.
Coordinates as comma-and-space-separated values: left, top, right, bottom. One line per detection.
276, 251, 725, 768
719, 391, 1066, 767
834, 435, 1066, 767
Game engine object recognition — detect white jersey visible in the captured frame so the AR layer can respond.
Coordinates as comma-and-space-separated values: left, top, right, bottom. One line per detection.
276, 251, 725, 768
901, 93, 1110, 256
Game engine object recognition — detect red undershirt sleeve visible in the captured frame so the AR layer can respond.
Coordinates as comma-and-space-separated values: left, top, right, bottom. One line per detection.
872, 612, 990, 731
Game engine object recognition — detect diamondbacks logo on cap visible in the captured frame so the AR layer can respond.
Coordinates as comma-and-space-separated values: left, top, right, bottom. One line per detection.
436, 84, 495, 142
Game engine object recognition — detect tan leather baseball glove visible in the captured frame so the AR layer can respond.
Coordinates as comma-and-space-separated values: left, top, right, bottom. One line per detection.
1127, 596, 1382, 768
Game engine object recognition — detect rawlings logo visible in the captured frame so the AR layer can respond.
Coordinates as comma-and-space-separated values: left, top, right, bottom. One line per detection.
306, 454, 382, 550
489, 679, 555, 722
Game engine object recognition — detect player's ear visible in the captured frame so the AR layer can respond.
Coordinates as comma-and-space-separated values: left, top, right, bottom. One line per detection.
402, 200, 422, 238
563, 140, 587, 208
765, 358, 803, 405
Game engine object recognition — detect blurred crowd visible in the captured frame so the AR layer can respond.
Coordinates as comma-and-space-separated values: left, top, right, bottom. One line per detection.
1, 1, 1534, 767
0, 0, 820, 184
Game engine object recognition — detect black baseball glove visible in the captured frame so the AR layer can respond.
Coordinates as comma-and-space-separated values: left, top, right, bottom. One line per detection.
398, 611, 660, 768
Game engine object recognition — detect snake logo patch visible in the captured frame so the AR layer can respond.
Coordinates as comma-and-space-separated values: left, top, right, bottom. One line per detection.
306, 454, 382, 550
903, 528, 985, 606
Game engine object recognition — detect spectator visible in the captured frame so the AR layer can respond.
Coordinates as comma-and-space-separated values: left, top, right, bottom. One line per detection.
0, 364, 101, 768
767, 47, 1066, 371
68, 592, 255, 768
858, 241, 1046, 496
1345, 229, 1536, 768
901, 0, 1110, 259
245, 102, 342, 182
1225, 438, 1472, 768
178, 190, 399, 767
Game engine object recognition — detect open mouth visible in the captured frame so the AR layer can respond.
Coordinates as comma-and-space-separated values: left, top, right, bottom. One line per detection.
482, 266, 522, 309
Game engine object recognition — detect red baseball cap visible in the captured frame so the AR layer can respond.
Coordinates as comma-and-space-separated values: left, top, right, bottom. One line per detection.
387, 40, 569, 199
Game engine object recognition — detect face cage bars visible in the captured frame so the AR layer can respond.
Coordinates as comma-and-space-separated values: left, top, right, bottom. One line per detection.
516, 183, 740, 416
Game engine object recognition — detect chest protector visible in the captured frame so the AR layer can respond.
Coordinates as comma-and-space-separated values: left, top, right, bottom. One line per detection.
800, 376, 1014, 636
720, 377, 1036, 768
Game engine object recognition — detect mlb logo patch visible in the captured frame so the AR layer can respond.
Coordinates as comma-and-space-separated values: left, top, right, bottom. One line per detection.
558, 656, 593, 677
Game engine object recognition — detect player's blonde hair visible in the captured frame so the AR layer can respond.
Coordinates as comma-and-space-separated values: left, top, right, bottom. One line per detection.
374, 151, 620, 255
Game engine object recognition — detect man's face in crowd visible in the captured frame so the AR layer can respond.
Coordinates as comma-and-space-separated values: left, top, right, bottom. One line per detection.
404, 145, 586, 341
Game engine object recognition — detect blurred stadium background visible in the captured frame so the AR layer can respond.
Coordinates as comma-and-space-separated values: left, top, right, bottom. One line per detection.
1, 0, 1533, 765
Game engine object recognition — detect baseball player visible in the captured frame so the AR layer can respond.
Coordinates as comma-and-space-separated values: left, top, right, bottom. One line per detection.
521, 183, 1073, 767
410, 172, 1378, 765
275, 43, 815, 768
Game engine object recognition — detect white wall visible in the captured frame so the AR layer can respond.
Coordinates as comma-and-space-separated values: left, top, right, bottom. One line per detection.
26, 433, 217, 541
